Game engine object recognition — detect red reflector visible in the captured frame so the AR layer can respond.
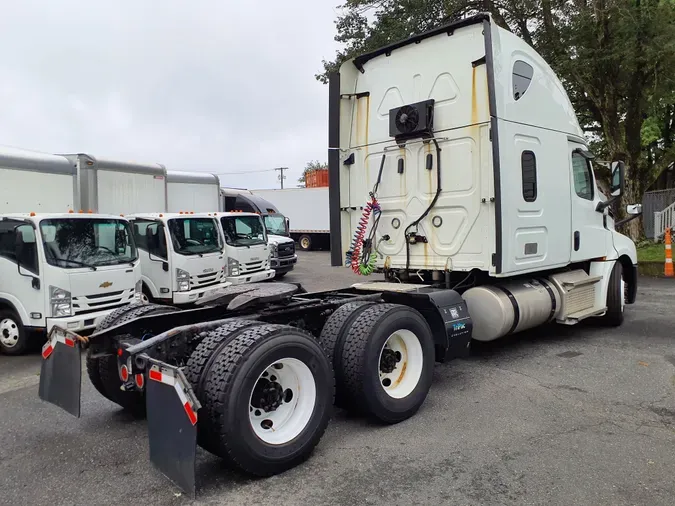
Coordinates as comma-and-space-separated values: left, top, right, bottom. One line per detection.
42, 344, 54, 360
149, 369, 162, 382
135, 374, 144, 388
117, 348, 123, 356
184, 402, 198, 425
64, 337, 75, 347
120, 365, 129, 382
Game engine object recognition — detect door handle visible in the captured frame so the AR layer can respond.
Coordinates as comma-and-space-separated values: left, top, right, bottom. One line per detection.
574, 231, 580, 251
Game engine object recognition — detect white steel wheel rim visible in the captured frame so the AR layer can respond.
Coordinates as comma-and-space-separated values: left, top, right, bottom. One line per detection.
620, 278, 626, 312
140, 293, 150, 304
378, 329, 424, 399
249, 358, 316, 445
300, 237, 310, 249
0, 318, 20, 348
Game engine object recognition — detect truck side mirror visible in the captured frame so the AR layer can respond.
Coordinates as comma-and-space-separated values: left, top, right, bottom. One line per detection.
610, 161, 625, 197
286, 218, 290, 233
626, 204, 642, 215
14, 225, 40, 290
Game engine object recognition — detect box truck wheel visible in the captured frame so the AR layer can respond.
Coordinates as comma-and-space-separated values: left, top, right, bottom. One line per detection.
600, 261, 625, 327
201, 324, 334, 475
319, 301, 377, 406
184, 319, 263, 454
339, 304, 435, 424
0, 309, 28, 355
87, 303, 175, 415
298, 235, 312, 251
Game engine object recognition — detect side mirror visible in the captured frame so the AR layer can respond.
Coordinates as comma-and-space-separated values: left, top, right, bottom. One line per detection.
610, 161, 625, 197
626, 204, 642, 215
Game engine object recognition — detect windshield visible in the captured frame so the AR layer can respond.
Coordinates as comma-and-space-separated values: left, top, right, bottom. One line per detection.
263, 214, 288, 236
220, 215, 267, 247
40, 218, 138, 269
167, 218, 222, 256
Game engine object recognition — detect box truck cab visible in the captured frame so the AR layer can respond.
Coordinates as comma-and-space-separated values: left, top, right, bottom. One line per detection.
220, 188, 297, 278
0, 212, 141, 354
213, 212, 276, 284
129, 213, 230, 305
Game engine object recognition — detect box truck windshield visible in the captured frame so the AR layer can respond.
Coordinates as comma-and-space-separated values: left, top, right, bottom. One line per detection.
166, 218, 222, 256
40, 218, 137, 269
220, 215, 267, 247
263, 214, 288, 236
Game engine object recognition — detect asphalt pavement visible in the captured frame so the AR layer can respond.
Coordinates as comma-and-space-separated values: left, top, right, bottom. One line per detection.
1, 252, 674, 506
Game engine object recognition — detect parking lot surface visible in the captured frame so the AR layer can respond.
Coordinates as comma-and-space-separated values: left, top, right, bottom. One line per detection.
1, 252, 674, 506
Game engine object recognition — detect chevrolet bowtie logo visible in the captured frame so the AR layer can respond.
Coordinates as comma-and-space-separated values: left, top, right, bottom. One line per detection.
99, 281, 113, 288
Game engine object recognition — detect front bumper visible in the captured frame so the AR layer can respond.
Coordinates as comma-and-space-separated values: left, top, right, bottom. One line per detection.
226, 268, 275, 285
46, 303, 137, 333
271, 254, 298, 272
173, 281, 232, 305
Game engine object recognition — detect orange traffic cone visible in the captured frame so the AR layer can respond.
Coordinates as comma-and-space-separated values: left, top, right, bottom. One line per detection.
665, 227, 674, 277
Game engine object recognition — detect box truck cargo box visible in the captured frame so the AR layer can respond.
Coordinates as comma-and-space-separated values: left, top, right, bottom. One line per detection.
0, 146, 76, 213
166, 171, 220, 213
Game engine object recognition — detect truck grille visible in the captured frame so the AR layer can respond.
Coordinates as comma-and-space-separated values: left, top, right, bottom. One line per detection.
241, 260, 265, 274
278, 242, 295, 258
73, 289, 135, 316
190, 270, 224, 289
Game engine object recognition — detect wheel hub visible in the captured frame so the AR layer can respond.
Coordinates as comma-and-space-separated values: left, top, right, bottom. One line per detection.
251, 378, 285, 412
379, 347, 401, 374
0, 319, 19, 347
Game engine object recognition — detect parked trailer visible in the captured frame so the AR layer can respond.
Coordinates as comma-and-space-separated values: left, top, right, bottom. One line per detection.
38, 14, 640, 497
166, 171, 221, 213
251, 187, 330, 251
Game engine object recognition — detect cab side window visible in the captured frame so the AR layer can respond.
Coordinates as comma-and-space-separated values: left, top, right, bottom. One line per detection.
132, 219, 167, 259
0, 220, 39, 274
572, 153, 594, 200
513, 60, 534, 101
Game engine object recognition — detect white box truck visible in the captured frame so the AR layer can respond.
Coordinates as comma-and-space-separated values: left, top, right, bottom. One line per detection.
251, 187, 330, 251
166, 171, 221, 213
0, 147, 142, 355
39, 14, 641, 494
221, 188, 298, 278
128, 213, 230, 305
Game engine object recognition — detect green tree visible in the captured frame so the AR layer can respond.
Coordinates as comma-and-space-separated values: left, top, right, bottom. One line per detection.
298, 160, 328, 186
318, 0, 675, 240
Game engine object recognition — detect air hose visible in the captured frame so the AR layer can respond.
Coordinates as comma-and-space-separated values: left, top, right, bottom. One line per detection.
345, 197, 381, 275
345, 154, 386, 275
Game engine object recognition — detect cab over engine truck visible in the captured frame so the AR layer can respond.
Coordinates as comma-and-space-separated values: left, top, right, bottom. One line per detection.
0, 146, 142, 355
37, 14, 639, 496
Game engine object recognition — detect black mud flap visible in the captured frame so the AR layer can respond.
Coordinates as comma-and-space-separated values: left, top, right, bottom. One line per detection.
146, 360, 201, 498
38, 327, 82, 417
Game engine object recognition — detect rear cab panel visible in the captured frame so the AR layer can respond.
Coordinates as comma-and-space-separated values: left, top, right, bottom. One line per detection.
338, 18, 495, 274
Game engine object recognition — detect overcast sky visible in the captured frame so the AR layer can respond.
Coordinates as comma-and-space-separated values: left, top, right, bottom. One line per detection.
0, 0, 341, 189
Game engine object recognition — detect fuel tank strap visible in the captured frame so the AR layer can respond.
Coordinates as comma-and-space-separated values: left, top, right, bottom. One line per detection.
536, 278, 557, 322
494, 285, 520, 335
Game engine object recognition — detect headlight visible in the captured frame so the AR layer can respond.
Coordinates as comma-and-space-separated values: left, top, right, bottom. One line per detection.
50, 286, 72, 317
269, 242, 278, 257
134, 280, 143, 302
228, 258, 240, 277
176, 268, 190, 292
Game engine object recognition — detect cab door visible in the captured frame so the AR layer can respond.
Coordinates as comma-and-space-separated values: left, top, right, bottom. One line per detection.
568, 144, 610, 261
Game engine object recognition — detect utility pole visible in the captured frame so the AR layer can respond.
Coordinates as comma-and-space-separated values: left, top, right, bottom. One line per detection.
275, 167, 288, 189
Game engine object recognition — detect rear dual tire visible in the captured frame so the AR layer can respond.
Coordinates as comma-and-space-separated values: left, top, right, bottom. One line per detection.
320, 303, 435, 424
188, 322, 334, 476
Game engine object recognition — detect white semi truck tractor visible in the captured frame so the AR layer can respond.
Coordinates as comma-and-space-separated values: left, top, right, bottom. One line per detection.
38, 14, 640, 496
